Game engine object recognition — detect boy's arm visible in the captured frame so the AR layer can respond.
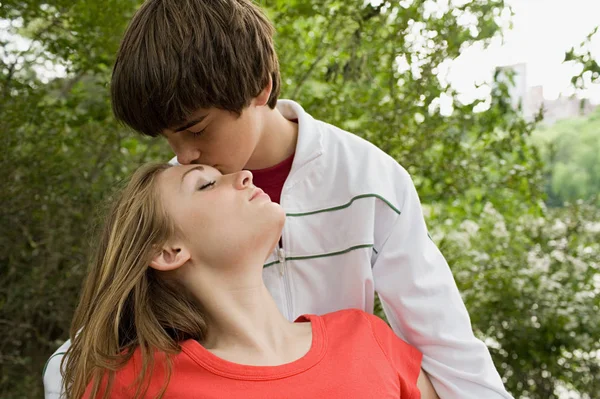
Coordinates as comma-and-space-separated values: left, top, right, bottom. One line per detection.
43, 339, 71, 399
372, 166, 512, 399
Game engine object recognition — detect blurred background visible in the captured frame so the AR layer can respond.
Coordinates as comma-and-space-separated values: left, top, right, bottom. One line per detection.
1, 0, 599, 398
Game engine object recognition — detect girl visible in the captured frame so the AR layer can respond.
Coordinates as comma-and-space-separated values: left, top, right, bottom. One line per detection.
63, 163, 438, 398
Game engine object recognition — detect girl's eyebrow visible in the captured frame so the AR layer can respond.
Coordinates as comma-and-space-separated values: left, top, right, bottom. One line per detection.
180, 165, 205, 185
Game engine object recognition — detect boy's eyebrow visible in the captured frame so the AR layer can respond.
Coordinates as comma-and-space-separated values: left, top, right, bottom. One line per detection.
174, 114, 208, 133
180, 165, 205, 184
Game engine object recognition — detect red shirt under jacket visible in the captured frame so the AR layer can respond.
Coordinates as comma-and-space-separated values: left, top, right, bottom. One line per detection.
250, 151, 295, 205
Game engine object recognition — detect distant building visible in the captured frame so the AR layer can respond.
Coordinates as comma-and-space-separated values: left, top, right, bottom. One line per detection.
495, 64, 597, 125
525, 86, 596, 125
525, 85, 545, 120
496, 63, 528, 111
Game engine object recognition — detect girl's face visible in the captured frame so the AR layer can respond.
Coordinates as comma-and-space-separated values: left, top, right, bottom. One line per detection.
156, 164, 285, 268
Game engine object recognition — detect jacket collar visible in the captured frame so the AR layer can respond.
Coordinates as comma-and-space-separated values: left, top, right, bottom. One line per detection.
276, 100, 324, 179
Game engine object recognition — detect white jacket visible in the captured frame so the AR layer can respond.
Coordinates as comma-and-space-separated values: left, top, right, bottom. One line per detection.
44, 100, 512, 398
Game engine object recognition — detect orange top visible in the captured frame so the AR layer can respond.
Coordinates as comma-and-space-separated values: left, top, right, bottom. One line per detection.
85, 309, 422, 399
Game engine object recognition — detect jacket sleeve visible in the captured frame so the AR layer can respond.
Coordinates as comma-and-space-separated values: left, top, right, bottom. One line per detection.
371, 166, 513, 399
43, 339, 71, 399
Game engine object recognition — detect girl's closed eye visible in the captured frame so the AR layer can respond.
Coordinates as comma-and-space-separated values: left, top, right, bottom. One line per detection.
198, 181, 216, 190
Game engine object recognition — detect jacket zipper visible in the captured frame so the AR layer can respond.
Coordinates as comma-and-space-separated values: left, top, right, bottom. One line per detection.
277, 246, 293, 321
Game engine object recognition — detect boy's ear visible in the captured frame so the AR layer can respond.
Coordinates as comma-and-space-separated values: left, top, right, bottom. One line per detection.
150, 243, 191, 272
254, 74, 273, 107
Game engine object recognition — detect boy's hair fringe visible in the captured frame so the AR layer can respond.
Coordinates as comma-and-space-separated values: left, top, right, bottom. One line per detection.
111, 0, 280, 137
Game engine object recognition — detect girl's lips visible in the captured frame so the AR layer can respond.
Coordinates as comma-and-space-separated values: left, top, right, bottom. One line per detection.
250, 188, 265, 201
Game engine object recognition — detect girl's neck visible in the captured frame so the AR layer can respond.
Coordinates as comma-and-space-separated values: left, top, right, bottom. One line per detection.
202, 283, 291, 348
185, 271, 311, 365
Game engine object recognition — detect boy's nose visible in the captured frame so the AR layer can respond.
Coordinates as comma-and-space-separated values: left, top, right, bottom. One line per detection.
176, 149, 201, 165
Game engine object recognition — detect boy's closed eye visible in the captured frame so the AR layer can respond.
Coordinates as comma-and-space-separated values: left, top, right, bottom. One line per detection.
190, 128, 206, 137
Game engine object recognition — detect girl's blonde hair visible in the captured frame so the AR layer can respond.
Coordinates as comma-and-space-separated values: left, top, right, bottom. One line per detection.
63, 163, 207, 398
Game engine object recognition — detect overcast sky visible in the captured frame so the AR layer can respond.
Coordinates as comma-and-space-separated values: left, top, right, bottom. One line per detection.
445, 0, 600, 105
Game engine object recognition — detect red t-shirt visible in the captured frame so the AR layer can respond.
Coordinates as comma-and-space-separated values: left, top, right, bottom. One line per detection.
85, 310, 422, 398
250, 151, 295, 205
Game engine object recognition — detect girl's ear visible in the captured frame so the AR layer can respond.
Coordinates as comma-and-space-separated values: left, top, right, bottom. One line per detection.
150, 243, 191, 271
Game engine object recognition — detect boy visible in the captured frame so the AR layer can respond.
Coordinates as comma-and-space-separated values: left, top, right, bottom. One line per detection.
44, 1, 512, 397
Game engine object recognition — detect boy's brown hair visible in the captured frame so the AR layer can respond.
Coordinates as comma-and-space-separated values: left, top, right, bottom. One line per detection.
111, 0, 281, 137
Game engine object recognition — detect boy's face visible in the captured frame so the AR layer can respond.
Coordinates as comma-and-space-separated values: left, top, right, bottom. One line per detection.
163, 105, 263, 174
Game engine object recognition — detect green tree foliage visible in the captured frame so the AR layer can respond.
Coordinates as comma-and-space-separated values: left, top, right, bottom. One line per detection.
566, 27, 600, 91
0, 1, 598, 398
0, 2, 170, 396
532, 108, 600, 207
